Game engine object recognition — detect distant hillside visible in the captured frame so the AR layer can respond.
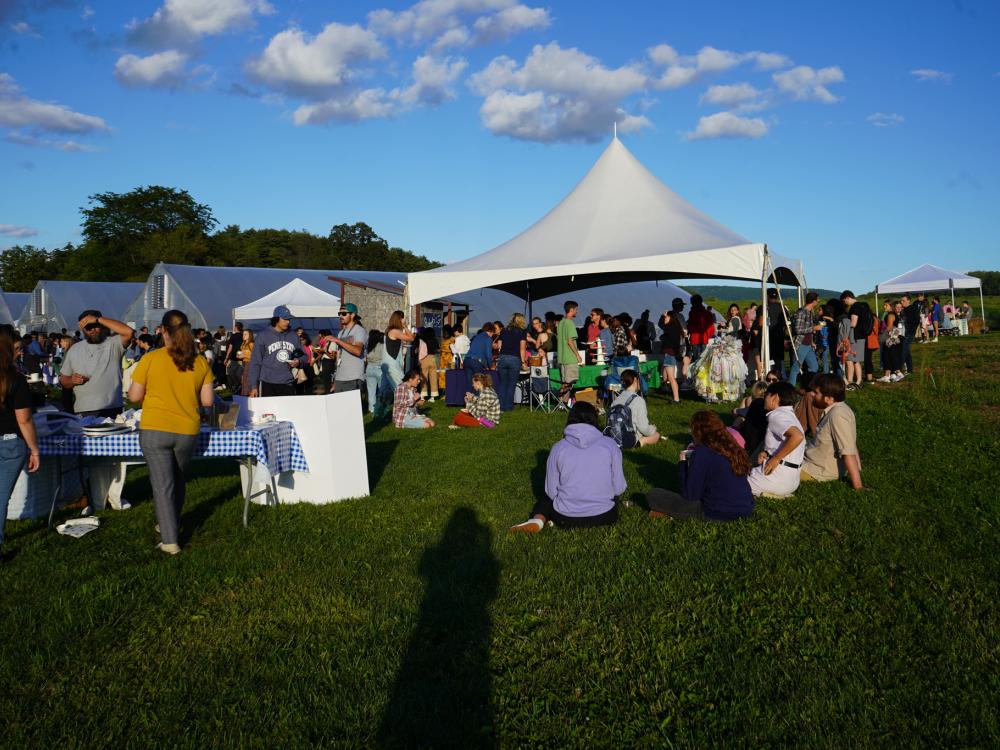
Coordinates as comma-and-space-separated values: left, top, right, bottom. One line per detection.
681, 285, 842, 302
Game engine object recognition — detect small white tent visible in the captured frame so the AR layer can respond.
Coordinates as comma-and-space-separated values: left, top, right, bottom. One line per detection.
407, 136, 804, 361
233, 278, 342, 320
876, 264, 985, 321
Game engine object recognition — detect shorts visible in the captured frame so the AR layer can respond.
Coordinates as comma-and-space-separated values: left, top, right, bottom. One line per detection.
402, 415, 429, 429
849, 339, 864, 364
333, 379, 362, 392
661, 353, 677, 368
560, 363, 579, 385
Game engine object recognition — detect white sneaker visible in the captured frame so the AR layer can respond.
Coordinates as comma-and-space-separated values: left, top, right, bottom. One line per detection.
877, 376, 892, 383
111, 500, 132, 511
79, 506, 94, 517
895, 372, 906, 381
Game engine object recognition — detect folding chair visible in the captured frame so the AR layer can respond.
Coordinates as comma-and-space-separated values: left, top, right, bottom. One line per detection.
604, 355, 646, 401
529, 365, 558, 412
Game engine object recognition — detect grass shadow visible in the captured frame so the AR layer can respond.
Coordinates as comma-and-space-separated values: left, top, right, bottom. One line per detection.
378, 507, 499, 748
530, 449, 549, 504
626, 449, 681, 493
366, 439, 400, 495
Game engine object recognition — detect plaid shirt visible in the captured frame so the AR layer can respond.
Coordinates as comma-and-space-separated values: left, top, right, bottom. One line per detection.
611, 326, 630, 356
792, 306, 816, 346
392, 383, 418, 428
468, 387, 501, 423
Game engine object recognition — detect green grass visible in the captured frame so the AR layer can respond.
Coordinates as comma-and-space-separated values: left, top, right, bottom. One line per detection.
3, 334, 999, 747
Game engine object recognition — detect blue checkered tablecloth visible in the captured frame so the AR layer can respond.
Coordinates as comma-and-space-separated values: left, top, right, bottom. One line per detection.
38, 421, 309, 475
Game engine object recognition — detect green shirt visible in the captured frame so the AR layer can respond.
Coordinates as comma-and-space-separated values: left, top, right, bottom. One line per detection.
557, 317, 578, 365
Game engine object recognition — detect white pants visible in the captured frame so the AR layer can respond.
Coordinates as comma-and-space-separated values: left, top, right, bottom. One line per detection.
88, 460, 128, 510
748, 463, 801, 498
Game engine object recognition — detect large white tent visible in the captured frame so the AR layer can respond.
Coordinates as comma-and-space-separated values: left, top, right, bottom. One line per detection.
406, 136, 804, 359
233, 278, 341, 320
876, 264, 985, 321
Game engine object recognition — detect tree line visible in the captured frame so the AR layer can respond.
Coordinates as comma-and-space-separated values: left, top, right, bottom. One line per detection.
0, 186, 440, 292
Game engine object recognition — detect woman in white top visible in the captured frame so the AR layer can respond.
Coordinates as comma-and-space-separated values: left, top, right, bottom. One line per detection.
609, 368, 661, 447
747, 381, 805, 497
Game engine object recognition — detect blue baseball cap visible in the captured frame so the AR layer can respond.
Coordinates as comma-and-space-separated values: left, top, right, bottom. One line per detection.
273, 305, 292, 319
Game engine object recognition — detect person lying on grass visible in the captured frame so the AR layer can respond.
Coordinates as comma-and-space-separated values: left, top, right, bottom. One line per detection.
646, 410, 753, 522
392, 368, 435, 429
450, 373, 501, 428
747, 381, 805, 498
510, 401, 625, 533
801, 373, 864, 490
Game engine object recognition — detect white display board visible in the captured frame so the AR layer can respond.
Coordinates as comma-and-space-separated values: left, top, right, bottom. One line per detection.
6, 458, 83, 520
233, 391, 369, 504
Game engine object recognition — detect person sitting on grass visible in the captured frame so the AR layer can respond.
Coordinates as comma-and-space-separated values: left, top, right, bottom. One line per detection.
646, 410, 753, 521
450, 373, 501, 429
800, 373, 864, 490
608, 369, 661, 448
392, 368, 435, 429
747, 381, 805, 498
733, 380, 767, 430
510, 402, 625, 533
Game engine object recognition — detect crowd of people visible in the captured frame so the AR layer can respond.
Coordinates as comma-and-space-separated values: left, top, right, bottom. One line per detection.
1, 286, 981, 560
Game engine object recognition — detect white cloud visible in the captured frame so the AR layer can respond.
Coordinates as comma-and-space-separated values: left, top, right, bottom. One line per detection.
82, 6, 95, 19
0, 223, 39, 239
115, 50, 190, 88
128, 0, 275, 48
470, 43, 650, 142
395, 55, 467, 106
0, 73, 109, 134
911, 68, 952, 84
700, 83, 760, 106
649, 45, 793, 90
10, 21, 40, 37
750, 51, 792, 71
867, 112, 904, 127
5, 132, 105, 152
369, 0, 548, 47
648, 44, 680, 67
772, 65, 844, 102
293, 89, 395, 125
247, 23, 387, 94
685, 111, 768, 141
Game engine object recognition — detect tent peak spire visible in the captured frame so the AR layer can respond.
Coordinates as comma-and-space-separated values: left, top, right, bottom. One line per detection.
613, 121, 617, 139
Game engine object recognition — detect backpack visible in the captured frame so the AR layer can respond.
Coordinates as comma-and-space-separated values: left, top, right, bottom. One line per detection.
604, 393, 638, 449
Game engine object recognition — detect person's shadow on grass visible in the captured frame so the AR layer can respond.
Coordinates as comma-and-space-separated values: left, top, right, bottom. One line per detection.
377, 507, 500, 748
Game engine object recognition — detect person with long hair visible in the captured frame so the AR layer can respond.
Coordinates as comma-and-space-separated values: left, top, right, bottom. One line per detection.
608, 369, 660, 447
450, 373, 500, 428
416, 327, 440, 402
237, 329, 254, 396
510, 401, 625, 533
646, 410, 753, 521
364, 330, 385, 415
496, 313, 527, 412
0, 325, 40, 562
658, 308, 683, 404
128, 310, 215, 555
379, 310, 415, 415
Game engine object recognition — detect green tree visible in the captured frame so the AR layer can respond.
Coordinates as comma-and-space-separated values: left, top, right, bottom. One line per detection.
968, 271, 1000, 296
327, 222, 438, 271
0, 244, 69, 291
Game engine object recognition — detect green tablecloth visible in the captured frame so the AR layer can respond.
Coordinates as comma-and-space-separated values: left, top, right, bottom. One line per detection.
548, 360, 660, 389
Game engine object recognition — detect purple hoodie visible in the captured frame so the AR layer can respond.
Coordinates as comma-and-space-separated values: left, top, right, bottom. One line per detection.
545, 423, 627, 518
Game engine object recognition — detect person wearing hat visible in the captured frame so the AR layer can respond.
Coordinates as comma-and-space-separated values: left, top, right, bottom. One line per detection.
247, 305, 303, 397
329, 302, 367, 396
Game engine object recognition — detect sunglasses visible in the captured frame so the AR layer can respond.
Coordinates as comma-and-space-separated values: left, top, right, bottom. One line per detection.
338, 312, 350, 317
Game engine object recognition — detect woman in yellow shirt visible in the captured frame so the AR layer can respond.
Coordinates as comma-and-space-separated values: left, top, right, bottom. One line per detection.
128, 310, 214, 555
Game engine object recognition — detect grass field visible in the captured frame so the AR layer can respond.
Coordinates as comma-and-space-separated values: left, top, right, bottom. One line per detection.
3, 328, 999, 747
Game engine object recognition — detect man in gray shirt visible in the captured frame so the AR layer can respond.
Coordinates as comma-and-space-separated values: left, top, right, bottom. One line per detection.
330, 303, 367, 394
59, 309, 135, 514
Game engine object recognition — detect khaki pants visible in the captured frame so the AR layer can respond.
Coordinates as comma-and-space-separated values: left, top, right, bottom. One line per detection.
420, 355, 438, 397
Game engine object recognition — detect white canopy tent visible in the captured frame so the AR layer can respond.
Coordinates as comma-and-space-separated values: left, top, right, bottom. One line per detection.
233, 278, 342, 320
406, 136, 805, 364
876, 264, 985, 321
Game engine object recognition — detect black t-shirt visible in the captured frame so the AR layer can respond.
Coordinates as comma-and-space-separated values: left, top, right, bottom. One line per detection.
498, 327, 526, 357
902, 304, 921, 335
226, 332, 243, 361
851, 302, 873, 341
1, 371, 32, 439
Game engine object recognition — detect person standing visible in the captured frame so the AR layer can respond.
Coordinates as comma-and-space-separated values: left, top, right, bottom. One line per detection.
223, 322, 245, 393
415, 328, 440, 402
128, 310, 214, 555
838, 291, 866, 389
379, 311, 416, 415
496, 313, 527, 412
247, 306, 302, 397
556, 301, 581, 391
59, 309, 135, 513
788, 292, 822, 386
657, 309, 683, 404
330, 303, 367, 396
463, 323, 494, 378
899, 294, 919, 374
929, 296, 942, 342
0, 326, 41, 563
632, 310, 655, 354
684, 295, 715, 384
765, 289, 788, 377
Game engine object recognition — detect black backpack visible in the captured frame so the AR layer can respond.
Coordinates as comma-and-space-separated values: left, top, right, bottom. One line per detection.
604, 393, 638, 449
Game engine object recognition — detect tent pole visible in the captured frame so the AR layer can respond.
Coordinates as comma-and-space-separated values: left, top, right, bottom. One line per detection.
980, 285, 986, 330
761, 248, 770, 379
526, 282, 532, 322
950, 280, 955, 309
874, 290, 878, 313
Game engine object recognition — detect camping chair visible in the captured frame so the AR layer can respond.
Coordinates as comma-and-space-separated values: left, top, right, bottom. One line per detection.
603, 355, 646, 402
529, 366, 558, 413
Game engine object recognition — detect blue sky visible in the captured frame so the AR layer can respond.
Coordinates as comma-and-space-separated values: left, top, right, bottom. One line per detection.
1, 0, 998, 292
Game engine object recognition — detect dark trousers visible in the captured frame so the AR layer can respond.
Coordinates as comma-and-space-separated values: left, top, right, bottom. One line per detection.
226, 361, 243, 392
319, 359, 335, 392
531, 495, 618, 529
902, 333, 914, 372
863, 347, 875, 379
260, 381, 296, 397
77, 407, 122, 419
646, 488, 706, 520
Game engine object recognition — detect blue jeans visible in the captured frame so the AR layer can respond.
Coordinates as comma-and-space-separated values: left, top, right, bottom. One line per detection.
0, 438, 29, 549
819, 346, 830, 374
788, 344, 818, 386
365, 365, 381, 414
496, 354, 521, 411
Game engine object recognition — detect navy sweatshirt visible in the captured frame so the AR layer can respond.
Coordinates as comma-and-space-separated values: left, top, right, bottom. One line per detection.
679, 445, 754, 521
